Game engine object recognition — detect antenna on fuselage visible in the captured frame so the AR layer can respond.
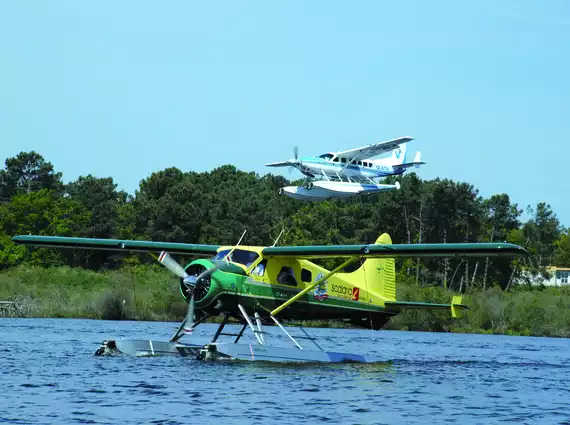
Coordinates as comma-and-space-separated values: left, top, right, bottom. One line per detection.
235, 229, 247, 246
223, 229, 247, 262
272, 228, 286, 247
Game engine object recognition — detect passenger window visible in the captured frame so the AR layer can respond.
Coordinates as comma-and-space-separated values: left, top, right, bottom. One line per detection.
341, 158, 347, 164
301, 268, 312, 283
357, 161, 362, 166
277, 266, 297, 286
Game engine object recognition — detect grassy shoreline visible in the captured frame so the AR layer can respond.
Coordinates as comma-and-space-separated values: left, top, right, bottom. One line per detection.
1, 265, 568, 338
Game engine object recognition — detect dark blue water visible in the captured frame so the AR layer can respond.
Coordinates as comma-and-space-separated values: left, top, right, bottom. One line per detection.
1, 318, 568, 424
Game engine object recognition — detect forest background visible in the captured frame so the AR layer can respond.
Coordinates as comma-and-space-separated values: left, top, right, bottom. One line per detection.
0, 151, 568, 337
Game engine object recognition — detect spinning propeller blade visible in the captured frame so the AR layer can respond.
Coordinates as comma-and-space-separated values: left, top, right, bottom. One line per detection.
288, 145, 301, 175
170, 291, 195, 343
186, 292, 195, 328
158, 251, 188, 279
265, 147, 301, 172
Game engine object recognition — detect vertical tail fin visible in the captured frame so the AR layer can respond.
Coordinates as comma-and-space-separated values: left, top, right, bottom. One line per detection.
350, 233, 396, 301
388, 144, 407, 166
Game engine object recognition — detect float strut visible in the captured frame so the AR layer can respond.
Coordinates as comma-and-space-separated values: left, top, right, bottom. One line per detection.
238, 304, 264, 345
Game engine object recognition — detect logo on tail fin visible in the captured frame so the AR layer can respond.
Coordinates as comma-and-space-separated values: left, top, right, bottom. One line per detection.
390, 144, 407, 165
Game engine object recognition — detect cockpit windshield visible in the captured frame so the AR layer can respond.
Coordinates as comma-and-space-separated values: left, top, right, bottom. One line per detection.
318, 153, 334, 160
212, 249, 260, 267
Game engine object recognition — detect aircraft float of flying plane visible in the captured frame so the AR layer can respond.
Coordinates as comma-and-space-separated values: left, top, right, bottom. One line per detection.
265, 136, 425, 201
12, 232, 526, 363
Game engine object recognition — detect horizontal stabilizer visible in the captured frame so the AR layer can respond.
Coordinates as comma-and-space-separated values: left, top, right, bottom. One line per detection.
385, 296, 468, 318
265, 161, 291, 167
393, 151, 425, 170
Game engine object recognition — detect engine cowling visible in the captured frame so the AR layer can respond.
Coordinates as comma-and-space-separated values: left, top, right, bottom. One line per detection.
179, 260, 215, 303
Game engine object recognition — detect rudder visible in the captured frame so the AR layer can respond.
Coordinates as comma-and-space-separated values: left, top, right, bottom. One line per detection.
351, 233, 396, 301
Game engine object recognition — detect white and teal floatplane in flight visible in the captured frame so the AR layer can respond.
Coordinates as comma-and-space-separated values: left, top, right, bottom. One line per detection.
265, 136, 425, 201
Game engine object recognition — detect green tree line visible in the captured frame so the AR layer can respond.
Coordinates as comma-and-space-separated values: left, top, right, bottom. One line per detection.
1, 150, 569, 292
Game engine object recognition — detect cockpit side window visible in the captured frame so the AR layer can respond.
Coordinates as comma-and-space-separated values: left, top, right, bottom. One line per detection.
213, 250, 230, 261
213, 249, 259, 267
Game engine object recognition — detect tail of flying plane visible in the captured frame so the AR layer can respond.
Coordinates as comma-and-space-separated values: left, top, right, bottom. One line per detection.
392, 151, 426, 170
388, 144, 407, 166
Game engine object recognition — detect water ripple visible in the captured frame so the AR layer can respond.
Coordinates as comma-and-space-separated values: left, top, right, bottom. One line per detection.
0, 318, 568, 425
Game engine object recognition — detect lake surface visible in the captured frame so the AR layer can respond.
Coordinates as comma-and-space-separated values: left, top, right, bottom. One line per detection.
0, 318, 568, 425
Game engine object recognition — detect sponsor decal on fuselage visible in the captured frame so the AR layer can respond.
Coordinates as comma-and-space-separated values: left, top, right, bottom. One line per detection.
352, 287, 360, 301
313, 273, 328, 301
330, 284, 360, 301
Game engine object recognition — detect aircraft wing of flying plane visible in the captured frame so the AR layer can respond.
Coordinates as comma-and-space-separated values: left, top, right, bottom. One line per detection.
333, 136, 414, 161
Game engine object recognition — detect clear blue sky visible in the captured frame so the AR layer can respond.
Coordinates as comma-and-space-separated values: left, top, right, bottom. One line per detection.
1, 1, 569, 224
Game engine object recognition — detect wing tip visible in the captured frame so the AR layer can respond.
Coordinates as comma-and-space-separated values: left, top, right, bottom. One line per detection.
12, 235, 32, 244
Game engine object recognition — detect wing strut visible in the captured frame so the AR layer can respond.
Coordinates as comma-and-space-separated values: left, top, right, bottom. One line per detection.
270, 257, 358, 316
340, 153, 360, 173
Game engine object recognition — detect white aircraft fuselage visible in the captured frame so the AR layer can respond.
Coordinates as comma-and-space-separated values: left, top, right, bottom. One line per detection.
265, 137, 424, 201
295, 155, 404, 180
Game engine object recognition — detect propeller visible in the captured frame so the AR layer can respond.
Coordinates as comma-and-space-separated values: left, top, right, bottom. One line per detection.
265, 145, 307, 175
160, 230, 247, 343
157, 251, 221, 343
289, 146, 300, 175
265, 145, 302, 174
